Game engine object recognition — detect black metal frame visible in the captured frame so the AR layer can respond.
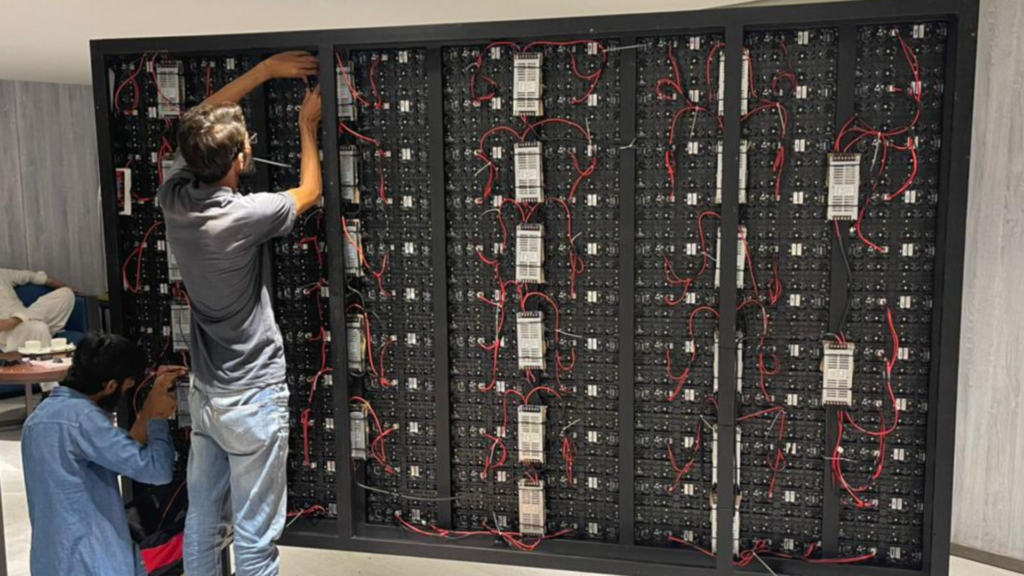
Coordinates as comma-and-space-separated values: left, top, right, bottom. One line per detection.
90, 0, 978, 574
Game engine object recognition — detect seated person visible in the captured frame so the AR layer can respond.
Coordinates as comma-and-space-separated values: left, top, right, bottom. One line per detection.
22, 333, 184, 576
0, 267, 76, 353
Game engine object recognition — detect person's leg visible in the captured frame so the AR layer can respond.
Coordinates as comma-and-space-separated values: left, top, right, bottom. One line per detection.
1, 319, 51, 352
24, 287, 74, 334
209, 384, 289, 576
183, 385, 233, 576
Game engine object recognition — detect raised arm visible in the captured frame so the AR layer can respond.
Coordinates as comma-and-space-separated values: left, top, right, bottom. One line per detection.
289, 86, 324, 215
200, 51, 319, 107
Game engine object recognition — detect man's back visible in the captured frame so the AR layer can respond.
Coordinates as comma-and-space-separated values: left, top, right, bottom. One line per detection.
23, 388, 174, 576
158, 157, 296, 392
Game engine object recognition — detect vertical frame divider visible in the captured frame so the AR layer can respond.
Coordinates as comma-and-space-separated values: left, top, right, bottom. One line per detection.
617, 34, 638, 548
91, 49, 122, 336
319, 45, 354, 542
92, 46, 134, 503
427, 45, 454, 528
716, 23, 744, 574
925, 5, 979, 575
824, 22, 857, 557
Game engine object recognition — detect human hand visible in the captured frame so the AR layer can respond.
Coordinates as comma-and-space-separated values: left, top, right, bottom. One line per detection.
142, 365, 187, 419
299, 85, 323, 131
259, 51, 319, 80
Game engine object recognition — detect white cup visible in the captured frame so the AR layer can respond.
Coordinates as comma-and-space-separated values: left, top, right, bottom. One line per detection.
51, 338, 68, 350
23, 340, 41, 352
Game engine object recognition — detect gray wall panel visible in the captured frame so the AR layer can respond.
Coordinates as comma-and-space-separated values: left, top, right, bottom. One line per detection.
951, 0, 1024, 561
0, 81, 29, 271
9, 81, 104, 294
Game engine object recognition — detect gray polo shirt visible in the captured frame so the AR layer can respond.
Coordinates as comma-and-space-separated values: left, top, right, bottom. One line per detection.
158, 157, 296, 393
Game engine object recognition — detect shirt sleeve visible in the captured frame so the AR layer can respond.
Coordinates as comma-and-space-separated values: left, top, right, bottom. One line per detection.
0, 268, 47, 286
231, 192, 298, 248
74, 411, 175, 486
163, 155, 192, 186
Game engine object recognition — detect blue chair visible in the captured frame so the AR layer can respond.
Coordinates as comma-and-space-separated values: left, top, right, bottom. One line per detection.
13, 284, 100, 345
0, 286, 100, 405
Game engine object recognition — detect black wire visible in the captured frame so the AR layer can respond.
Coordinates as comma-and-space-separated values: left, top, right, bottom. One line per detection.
834, 223, 853, 334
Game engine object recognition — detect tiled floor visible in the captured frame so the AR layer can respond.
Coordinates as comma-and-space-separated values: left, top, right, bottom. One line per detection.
0, 397, 1018, 576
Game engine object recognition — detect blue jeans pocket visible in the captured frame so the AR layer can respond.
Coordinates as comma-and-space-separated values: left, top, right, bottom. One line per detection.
212, 401, 269, 456
190, 384, 289, 457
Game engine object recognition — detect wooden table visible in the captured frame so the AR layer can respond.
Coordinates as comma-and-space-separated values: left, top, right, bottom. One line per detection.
0, 352, 72, 428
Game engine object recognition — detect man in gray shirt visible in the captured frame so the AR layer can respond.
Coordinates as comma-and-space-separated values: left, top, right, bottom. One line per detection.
157, 51, 322, 576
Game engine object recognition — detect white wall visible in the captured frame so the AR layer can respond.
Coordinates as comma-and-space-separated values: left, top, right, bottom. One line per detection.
951, 0, 1024, 561
0, 0, 753, 84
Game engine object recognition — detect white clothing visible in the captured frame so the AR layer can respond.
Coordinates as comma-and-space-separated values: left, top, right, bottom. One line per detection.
0, 269, 75, 353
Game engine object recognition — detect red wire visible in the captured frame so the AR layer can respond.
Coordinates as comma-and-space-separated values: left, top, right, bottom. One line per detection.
561, 436, 577, 484
668, 535, 716, 558
156, 481, 187, 529
696, 211, 722, 278
149, 54, 181, 116
740, 227, 760, 300
768, 252, 783, 305
368, 56, 383, 109
338, 122, 380, 146
342, 217, 390, 297
113, 53, 147, 113
122, 221, 164, 293
335, 52, 371, 107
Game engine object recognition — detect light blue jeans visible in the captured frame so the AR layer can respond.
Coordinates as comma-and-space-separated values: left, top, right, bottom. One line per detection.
183, 382, 289, 576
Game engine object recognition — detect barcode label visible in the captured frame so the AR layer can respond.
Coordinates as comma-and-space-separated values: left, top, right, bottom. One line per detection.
516, 312, 545, 370
518, 480, 546, 536
514, 141, 544, 202
821, 341, 855, 406
343, 219, 364, 277
347, 314, 367, 372
155, 62, 182, 118
518, 405, 547, 463
337, 65, 357, 121
339, 146, 360, 204
167, 247, 182, 283
350, 410, 368, 460
513, 53, 543, 116
715, 140, 749, 204
171, 304, 190, 351
516, 224, 545, 283
827, 153, 861, 221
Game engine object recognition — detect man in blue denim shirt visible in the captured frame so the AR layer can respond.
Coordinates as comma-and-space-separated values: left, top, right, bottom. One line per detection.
22, 333, 183, 576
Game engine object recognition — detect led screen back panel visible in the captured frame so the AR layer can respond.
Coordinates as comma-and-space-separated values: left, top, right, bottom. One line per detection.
91, 1, 977, 574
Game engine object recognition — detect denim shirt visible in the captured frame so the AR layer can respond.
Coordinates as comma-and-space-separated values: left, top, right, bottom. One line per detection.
22, 387, 175, 576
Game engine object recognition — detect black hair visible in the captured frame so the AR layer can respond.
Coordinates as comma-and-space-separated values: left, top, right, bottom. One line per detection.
177, 102, 248, 184
61, 333, 146, 396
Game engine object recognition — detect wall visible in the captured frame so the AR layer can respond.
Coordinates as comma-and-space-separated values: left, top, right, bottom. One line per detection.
1, 0, 752, 84
950, 0, 1024, 561
0, 80, 105, 295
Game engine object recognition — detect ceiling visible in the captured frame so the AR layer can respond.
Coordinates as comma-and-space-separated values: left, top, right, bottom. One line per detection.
1, 0, 762, 85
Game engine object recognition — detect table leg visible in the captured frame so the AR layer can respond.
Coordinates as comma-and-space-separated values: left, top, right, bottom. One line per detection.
0, 458, 7, 576
23, 384, 34, 416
